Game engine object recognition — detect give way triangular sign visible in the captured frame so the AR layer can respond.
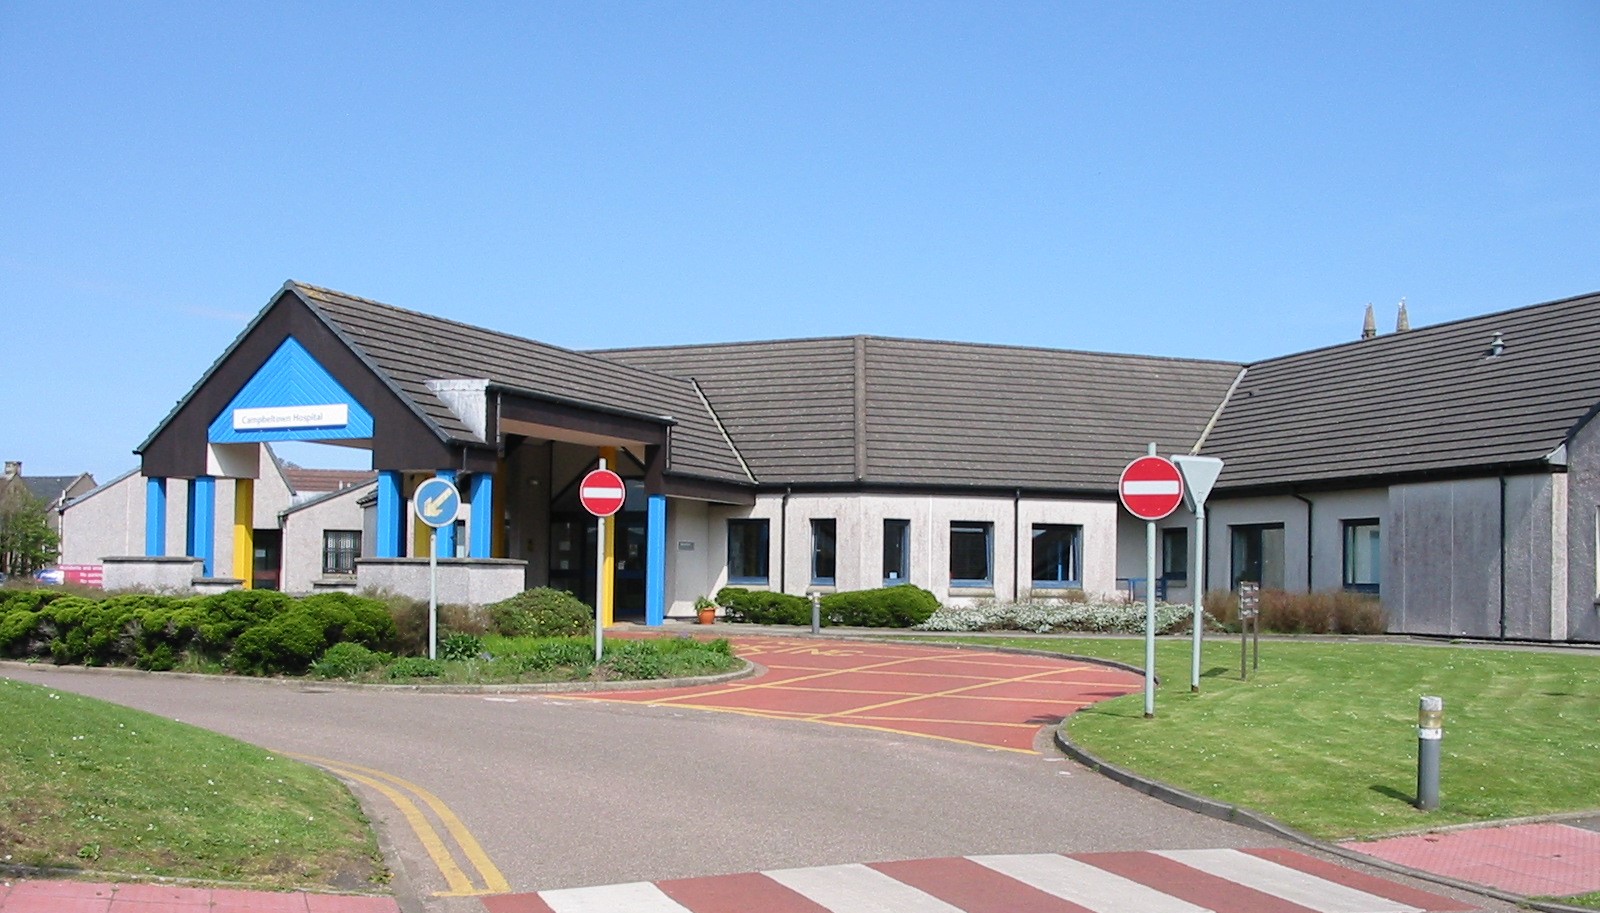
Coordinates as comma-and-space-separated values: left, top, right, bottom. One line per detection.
1171, 455, 1224, 511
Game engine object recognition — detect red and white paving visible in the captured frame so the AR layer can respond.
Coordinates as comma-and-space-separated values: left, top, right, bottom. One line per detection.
478, 848, 1480, 913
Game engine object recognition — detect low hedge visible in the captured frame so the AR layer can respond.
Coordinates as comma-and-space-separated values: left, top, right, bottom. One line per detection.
715, 585, 940, 628
487, 587, 593, 637
0, 588, 396, 674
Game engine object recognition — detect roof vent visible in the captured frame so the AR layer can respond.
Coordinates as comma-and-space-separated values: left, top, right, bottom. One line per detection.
1396, 298, 1411, 332
1486, 332, 1505, 358
1361, 304, 1377, 340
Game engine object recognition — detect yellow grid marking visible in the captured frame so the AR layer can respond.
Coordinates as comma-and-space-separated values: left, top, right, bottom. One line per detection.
840, 715, 1044, 729
800, 666, 1076, 722
284, 752, 510, 896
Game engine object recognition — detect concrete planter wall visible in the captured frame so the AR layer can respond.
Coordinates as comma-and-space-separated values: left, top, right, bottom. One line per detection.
356, 558, 528, 606
101, 556, 204, 593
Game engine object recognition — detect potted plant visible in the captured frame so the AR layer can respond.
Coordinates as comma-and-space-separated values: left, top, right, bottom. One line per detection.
694, 596, 717, 625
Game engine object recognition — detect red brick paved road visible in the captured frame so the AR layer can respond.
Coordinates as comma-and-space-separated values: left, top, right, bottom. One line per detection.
565, 636, 1143, 752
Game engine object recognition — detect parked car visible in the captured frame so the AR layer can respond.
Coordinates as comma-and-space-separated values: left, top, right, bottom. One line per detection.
34, 568, 64, 585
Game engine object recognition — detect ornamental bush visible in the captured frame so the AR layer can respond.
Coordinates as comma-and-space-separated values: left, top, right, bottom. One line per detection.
227, 593, 396, 676
714, 587, 811, 625
311, 642, 391, 680
488, 588, 593, 638
821, 586, 940, 627
913, 600, 1211, 635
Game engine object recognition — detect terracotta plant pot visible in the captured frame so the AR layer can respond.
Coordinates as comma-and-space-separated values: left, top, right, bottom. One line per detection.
697, 607, 716, 625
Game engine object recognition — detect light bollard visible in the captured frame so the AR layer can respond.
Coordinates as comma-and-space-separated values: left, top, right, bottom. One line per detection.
1416, 695, 1443, 810
810, 592, 821, 635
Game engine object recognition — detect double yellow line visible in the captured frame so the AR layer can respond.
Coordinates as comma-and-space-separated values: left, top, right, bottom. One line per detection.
282, 751, 510, 897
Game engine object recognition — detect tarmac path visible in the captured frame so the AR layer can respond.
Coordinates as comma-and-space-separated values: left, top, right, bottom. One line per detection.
0, 639, 1519, 913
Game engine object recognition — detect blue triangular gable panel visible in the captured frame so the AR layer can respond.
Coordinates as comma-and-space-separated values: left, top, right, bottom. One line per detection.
208, 337, 375, 443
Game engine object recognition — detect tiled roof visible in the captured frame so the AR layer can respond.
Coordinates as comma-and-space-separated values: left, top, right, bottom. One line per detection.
1204, 291, 1600, 490
601, 337, 1243, 491
290, 284, 752, 485
281, 468, 377, 494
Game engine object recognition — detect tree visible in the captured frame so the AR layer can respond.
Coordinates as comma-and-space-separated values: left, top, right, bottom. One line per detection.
0, 490, 59, 577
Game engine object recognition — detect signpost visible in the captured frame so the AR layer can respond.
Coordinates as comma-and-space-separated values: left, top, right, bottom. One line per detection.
1172, 455, 1224, 693
1119, 449, 1183, 719
1239, 581, 1261, 679
412, 476, 461, 661
580, 466, 625, 661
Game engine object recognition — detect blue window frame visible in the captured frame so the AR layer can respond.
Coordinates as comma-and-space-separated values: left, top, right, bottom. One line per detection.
1031, 524, 1082, 587
811, 518, 837, 586
727, 519, 770, 585
883, 518, 910, 585
949, 521, 993, 587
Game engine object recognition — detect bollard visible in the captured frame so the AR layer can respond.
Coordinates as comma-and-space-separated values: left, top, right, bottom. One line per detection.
1416, 695, 1443, 810
810, 592, 821, 635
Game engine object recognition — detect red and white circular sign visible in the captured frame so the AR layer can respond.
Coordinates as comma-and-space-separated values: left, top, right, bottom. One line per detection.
579, 468, 626, 517
1119, 456, 1185, 521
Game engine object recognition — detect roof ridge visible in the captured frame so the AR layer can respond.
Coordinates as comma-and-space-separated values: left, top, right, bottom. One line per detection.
600, 334, 1245, 368
1245, 289, 1600, 370
690, 379, 756, 484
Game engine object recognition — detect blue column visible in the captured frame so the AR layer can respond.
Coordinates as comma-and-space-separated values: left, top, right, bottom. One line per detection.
144, 477, 167, 556
377, 471, 402, 558
646, 494, 667, 626
435, 470, 458, 558
468, 473, 493, 559
187, 476, 216, 577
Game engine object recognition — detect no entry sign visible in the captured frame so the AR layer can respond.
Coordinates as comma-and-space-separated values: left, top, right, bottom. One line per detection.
1119, 456, 1184, 521
579, 468, 626, 517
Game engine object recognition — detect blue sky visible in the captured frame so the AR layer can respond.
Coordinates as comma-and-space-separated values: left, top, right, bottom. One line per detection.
3, 2, 1597, 481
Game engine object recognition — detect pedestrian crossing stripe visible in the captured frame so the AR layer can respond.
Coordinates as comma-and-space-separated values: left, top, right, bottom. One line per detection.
478, 848, 1479, 913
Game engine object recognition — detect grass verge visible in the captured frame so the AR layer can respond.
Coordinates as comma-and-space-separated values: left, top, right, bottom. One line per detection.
0, 678, 387, 889
916, 635, 1600, 842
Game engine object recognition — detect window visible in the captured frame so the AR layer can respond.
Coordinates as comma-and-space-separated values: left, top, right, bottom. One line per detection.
811, 518, 837, 586
950, 522, 993, 587
883, 519, 910, 584
1342, 519, 1381, 593
727, 519, 770, 585
1230, 523, 1285, 590
1161, 527, 1189, 581
1031, 524, 1082, 587
322, 530, 361, 575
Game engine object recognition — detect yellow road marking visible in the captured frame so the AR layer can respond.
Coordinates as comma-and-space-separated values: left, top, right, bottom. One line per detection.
284, 752, 511, 896
644, 652, 956, 703
838, 714, 1044, 729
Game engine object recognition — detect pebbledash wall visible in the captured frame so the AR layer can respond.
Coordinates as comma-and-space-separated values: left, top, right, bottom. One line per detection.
56, 281, 1600, 641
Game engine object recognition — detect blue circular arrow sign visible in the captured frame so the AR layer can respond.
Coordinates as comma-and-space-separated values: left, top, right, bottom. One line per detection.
413, 477, 462, 529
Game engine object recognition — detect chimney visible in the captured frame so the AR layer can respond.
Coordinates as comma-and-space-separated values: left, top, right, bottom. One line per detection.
3, 461, 18, 480
1396, 298, 1411, 332
1361, 304, 1377, 340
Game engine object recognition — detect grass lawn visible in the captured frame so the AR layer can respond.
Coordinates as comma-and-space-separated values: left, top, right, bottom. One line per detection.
918, 635, 1600, 841
0, 677, 386, 890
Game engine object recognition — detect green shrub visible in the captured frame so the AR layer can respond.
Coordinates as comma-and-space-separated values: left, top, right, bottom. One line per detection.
821, 585, 940, 627
439, 633, 484, 662
507, 639, 594, 674
227, 593, 396, 676
714, 587, 811, 625
488, 588, 593, 638
311, 642, 390, 679
600, 640, 667, 679
387, 656, 444, 679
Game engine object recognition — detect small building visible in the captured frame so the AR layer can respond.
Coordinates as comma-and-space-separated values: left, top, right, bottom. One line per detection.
89, 281, 1600, 642
1, 461, 96, 537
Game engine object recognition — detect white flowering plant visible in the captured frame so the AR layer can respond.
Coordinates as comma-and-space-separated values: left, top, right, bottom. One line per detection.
912, 600, 1219, 635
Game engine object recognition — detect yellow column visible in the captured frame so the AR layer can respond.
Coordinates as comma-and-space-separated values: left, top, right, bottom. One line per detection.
412, 502, 430, 558
232, 478, 254, 589
492, 457, 509, 558
599, 447, 617, 627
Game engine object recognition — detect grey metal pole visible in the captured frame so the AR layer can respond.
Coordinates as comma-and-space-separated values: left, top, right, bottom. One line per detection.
1144, 442, 1157, 719
810, 592, 821, 635
1191, 501, 1205, 693
428, 527, 438, 660
1417, 695, 1443, 810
